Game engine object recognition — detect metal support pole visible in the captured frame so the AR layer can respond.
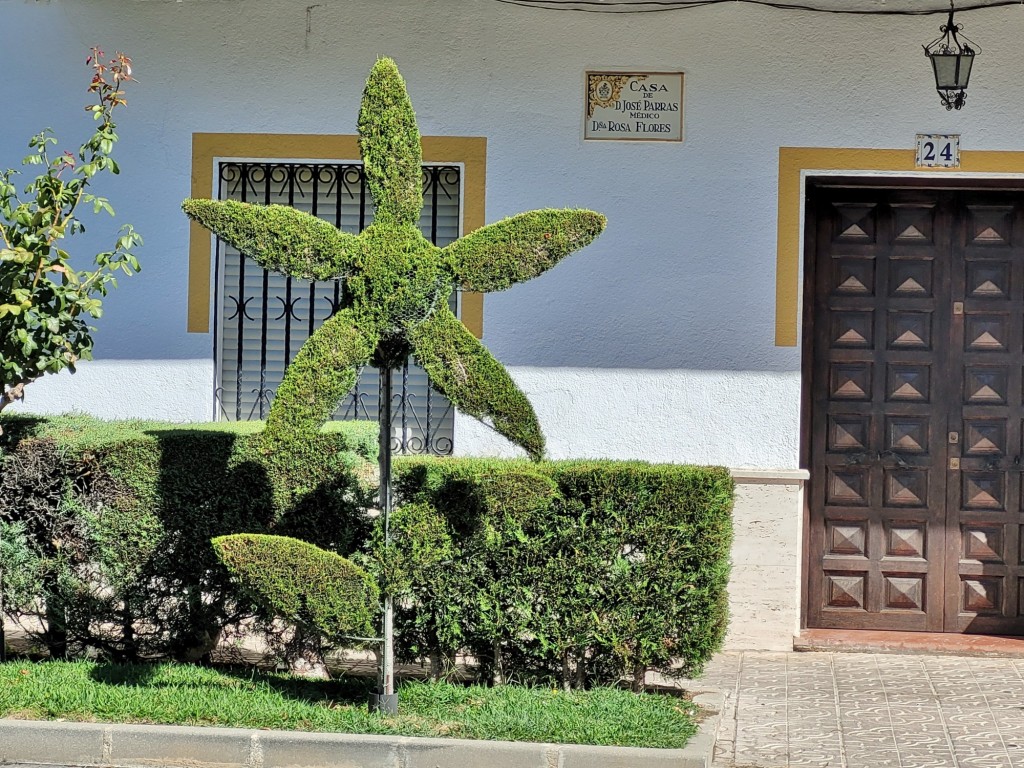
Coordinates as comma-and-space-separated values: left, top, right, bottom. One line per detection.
369, 363, 398, 714
0, 577, 6, 663
0, 525, 6, 663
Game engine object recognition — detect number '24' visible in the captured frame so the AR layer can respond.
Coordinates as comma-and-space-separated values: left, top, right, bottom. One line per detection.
923, 141, 954, 162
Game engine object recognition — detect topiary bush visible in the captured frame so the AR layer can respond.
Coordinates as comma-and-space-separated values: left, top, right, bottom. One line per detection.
0, 413, 376, 661
385, 457, 734, 689
183, 58, 606, 462
213, 534, 378, 644
183, 59, 606, 679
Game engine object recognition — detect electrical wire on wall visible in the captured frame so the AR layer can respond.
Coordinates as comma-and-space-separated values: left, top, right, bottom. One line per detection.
494, 0, 1022, 15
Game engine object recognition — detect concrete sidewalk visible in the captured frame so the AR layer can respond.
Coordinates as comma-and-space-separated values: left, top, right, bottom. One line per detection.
691, 651, 1024, 768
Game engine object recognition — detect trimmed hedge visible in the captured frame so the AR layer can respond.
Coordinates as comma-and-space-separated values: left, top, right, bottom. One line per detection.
384, 457, 734, 688
1, 415, 734, 688
0, 413, 376, 661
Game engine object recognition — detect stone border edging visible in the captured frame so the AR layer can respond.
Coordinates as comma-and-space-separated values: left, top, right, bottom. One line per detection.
0, 691, 721, 768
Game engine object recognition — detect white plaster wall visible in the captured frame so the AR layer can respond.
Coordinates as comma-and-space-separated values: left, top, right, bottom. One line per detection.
4, 0, 1024, 466
7, 360, 214, 423
455, 368, 799, 467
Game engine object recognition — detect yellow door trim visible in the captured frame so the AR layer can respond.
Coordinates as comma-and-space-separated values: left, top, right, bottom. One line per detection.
187, 133, 486, 336
776, 147, 1024, 346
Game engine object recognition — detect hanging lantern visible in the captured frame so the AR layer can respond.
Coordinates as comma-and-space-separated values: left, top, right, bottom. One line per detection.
923, 2, 980, 111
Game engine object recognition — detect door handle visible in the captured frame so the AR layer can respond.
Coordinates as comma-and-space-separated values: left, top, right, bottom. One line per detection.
843, 450, 868, 468
879, 450, 909, 468
976, 455, 1024, 472
842, 450, 911, 468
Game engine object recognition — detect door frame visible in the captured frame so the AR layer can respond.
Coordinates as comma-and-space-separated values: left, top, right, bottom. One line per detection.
797, 168, 1024, 633
776, 147, 1024, 348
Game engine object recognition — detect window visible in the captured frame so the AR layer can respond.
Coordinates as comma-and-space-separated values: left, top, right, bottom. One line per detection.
214, 161, 461, 454
189, 135, 487, 454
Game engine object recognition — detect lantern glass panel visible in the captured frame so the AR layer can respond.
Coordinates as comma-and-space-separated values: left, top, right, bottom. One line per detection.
931, 53, 974, 89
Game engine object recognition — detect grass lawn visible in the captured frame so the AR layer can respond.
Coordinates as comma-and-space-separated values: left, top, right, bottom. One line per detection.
0, 660, 698, 748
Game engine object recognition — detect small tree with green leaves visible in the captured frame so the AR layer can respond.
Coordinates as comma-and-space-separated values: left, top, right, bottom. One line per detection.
0, 49, 142, 431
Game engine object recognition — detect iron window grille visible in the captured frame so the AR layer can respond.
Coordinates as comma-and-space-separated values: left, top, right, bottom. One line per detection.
214, 161, 461, 455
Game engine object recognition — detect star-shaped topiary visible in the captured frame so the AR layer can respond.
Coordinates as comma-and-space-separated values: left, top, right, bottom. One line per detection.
183, 58, 605, 461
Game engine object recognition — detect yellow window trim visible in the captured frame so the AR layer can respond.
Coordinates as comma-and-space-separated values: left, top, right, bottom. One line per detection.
187, 133, 486, 337
776, 147, 1024, 346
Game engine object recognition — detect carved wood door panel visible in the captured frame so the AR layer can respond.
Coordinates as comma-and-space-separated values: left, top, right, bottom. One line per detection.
944, 195, 1024, 633
808, 187, 952, 631
807, 185, 1024, 634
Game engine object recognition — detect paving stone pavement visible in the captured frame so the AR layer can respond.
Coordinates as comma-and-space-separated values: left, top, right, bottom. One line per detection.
692, 651, 1024, 768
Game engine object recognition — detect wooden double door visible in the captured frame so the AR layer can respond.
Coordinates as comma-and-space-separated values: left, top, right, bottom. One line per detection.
807, 183, 1024, 634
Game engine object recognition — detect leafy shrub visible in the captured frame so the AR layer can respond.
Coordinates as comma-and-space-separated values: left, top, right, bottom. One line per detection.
385, 458, 734, 688
1, 414, 734, 690
0, 50, 141, 427
0, 413, 376, 661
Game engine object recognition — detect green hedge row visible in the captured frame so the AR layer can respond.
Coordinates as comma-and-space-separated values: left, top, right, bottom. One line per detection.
383, 458, 734, 686
0, 413, 376, 661
1, 415, 733, 686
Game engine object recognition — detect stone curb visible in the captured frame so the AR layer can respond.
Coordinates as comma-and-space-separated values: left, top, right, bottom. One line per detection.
0, 691, 721, 768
